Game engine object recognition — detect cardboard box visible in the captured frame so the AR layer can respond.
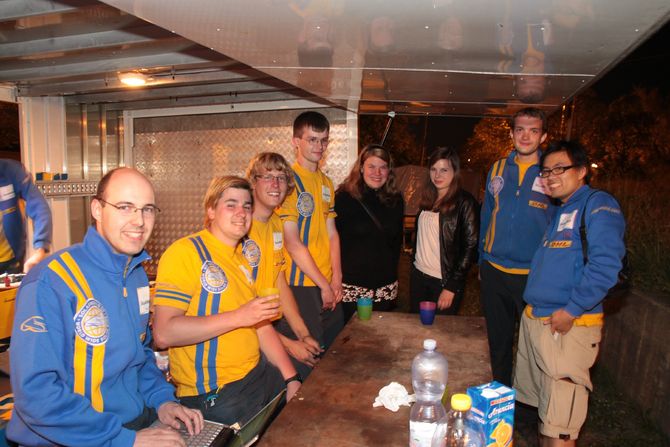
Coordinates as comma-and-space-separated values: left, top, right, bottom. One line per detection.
467, 381, 515, 447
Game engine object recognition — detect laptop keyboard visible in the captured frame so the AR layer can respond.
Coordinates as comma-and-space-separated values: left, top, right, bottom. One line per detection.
174, 420, 234, 447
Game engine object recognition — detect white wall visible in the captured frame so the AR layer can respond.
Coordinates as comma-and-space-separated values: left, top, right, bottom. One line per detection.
17, 96, 71, 254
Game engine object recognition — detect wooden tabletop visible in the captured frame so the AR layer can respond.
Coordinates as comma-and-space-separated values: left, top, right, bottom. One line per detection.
260, 312, 491, 447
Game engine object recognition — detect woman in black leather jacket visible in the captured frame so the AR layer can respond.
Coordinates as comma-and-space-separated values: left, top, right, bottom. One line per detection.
410, 147, 479, 315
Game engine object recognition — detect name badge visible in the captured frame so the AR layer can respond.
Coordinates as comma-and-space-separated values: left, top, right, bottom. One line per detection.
137, 286, 151, 315
273, 232, 283, 250
0, 185, 16, 201
322, 185, 331, 202
557, 210, 578, 232
531, 176, 548, 195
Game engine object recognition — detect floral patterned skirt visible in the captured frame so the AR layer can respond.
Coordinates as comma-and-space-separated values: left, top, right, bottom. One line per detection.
341, 280, 399, 303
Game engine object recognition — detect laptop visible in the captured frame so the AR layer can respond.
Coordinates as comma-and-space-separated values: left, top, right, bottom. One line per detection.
154, 390, 285, 447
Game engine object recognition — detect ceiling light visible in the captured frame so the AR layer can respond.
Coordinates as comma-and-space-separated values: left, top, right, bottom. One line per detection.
118, 72, 147, 87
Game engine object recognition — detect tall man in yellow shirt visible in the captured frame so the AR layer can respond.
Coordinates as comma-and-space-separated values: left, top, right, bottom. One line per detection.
245, 152, 323, 378
277, 111, 344, 350
153, 176, 301, 425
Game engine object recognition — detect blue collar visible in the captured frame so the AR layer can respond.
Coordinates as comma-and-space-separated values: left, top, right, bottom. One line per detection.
82, 226, 151, 274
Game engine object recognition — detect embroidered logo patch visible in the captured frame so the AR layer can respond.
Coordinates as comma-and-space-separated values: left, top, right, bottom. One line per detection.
242, 239, 261, 267
488, 176, 504, 196
528, 200, 548, 210
297, 191, 315, 217
200, 260, 227, 293
20, 316, 47, 333
549, 240, 573, 248
74, 299, 109, 345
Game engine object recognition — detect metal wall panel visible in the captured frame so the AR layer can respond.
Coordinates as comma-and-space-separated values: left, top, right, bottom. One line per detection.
133, 108, 351, 274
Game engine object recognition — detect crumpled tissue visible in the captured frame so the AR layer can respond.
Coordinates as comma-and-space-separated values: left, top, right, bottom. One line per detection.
372, 382, 416, 412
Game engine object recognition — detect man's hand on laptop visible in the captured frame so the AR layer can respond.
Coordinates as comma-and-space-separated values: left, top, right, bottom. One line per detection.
157, 401, 205, 435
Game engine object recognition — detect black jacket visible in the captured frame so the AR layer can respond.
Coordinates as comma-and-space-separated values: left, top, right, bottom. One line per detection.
414, 189, 479, 293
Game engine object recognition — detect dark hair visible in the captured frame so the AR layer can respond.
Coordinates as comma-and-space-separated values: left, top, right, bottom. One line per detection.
293, 111, 330, 138
337, 144, 401, 205
419, 147, 461, 213
510, 107, 547, 133
541, 140, 591, 183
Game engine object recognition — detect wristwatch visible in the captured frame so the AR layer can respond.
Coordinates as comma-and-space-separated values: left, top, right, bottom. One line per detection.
284, 373, 303, 385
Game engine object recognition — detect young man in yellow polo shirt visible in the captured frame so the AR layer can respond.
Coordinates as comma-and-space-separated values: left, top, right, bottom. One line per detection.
277, 111, 344, 350
245, 152, 323, 379
153, 176, 301, 425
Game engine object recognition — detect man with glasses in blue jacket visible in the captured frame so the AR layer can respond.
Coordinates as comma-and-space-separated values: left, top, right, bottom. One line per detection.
514, 141, 625, 446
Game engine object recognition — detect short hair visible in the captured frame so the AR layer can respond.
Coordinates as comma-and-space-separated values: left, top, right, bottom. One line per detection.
246, 152, 296, 195
293, 111, 330, 138
541, 140, 590, 183
510, 107, 547, 133
337, 144, 401, 206
419, 147, 462, 213
203, 176, 253, 229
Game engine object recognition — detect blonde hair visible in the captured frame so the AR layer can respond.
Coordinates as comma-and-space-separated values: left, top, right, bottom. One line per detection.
203, 176, 252, 229
245, 152, 296, 195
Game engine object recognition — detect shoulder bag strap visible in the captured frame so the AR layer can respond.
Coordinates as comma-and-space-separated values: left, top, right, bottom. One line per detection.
579, 190, 601, 264
355, 197, 384, 233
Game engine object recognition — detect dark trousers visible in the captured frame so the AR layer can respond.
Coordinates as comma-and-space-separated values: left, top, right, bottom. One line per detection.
275, 286, 344, 351
479, 261, 528, 387
0, 258, 21, 275
180, 356, 284, 426
409, 265, 464, 315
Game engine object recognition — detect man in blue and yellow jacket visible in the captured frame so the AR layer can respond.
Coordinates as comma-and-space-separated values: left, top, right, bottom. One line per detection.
479, 107, 555, 387
8, 167, 203, 446
0, 159, 52, 274
514, 141, 625, 445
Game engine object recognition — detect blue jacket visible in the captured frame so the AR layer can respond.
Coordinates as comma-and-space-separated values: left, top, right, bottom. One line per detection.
479, 151, 555, 270
8, 227, 176, 446
0, 159, 52, 262
523, 185, 626, 318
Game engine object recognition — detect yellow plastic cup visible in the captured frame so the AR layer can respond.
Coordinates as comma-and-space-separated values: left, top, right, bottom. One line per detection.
259, 287, 281, 320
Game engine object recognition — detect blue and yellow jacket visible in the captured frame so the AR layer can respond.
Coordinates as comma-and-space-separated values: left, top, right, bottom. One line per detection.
524, 185, 626, 319
479, 151, 555, 271
8, 226, 176, 446
0, 159, 52, 262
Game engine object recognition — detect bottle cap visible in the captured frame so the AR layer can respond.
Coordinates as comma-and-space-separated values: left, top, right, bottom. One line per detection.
423, 339, 437, 351
451, 393, 472, 411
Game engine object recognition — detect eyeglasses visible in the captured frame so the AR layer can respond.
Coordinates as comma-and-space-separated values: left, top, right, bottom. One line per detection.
97, 198, 161, 217
301, 137, 330, 147
255, 174, 288, 184
539, 165, 576, 178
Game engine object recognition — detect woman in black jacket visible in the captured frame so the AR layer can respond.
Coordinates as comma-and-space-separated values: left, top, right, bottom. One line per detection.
410, 147, 479, 315
335, 145, 404, 322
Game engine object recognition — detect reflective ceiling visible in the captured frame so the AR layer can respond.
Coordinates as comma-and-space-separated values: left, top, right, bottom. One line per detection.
2, 0, 669, 116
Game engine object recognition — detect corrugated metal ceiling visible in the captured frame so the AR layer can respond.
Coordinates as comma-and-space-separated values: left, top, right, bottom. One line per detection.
1, 0, 669, 116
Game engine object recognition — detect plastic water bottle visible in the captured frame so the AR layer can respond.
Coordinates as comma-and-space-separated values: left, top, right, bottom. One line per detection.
431, 394, 485, 447
409, 339, 448, 447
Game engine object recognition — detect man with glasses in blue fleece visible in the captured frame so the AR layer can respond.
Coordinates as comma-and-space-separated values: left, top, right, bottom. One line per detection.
8, 167, 203, 446
277, 111, 344, 350
514, 141, 625, 446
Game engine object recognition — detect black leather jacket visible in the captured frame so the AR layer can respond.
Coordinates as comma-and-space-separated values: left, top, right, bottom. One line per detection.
413, 189, 480, 293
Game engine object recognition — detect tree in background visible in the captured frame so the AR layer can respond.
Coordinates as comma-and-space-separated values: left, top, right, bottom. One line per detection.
358, 115, 429, 166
